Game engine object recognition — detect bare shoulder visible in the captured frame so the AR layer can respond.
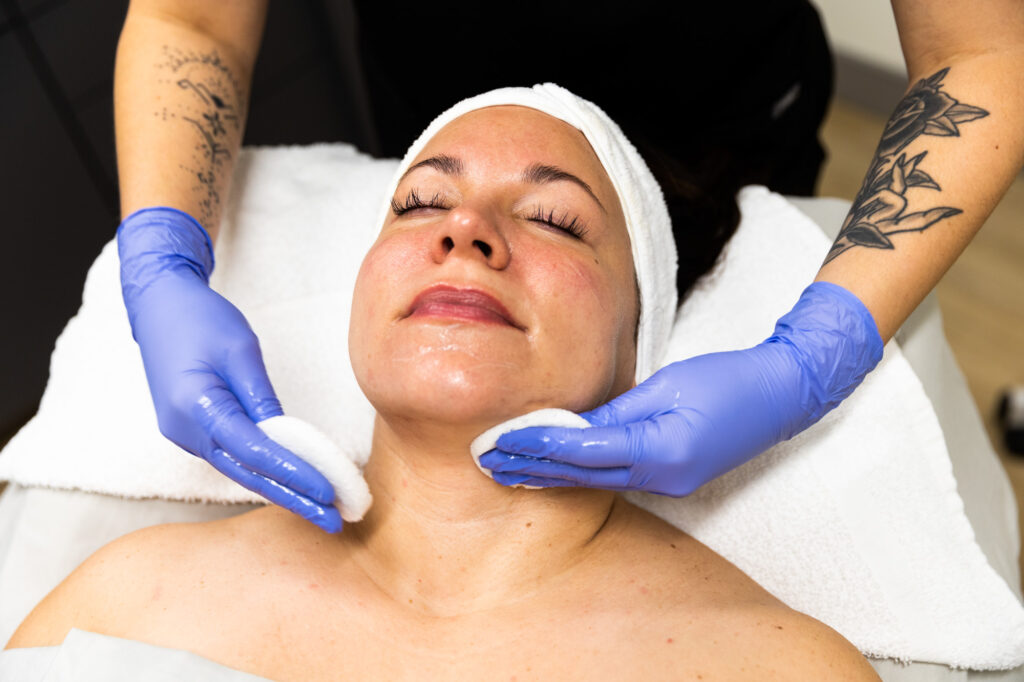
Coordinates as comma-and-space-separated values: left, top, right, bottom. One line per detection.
5, 510, 262, 650
761, 607, 881, 681
605, 501, 879, 680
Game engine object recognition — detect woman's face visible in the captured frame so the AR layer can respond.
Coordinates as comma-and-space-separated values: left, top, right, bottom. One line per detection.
349, 106, 638, 430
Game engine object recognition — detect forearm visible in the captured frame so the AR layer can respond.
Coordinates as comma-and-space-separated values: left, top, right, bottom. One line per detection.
114, 1, 267, 242
815, 50, 1024, 342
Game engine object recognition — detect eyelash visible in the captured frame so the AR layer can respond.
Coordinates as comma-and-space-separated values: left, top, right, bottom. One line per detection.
525, 207, 589, 240
390, 188, 449, 216
390, 188, 589, 241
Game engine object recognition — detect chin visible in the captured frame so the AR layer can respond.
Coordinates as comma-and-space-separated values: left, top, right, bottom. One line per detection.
358, 350, 537, 426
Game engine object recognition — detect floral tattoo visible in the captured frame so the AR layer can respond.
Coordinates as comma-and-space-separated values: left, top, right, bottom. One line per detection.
825, 68, 988, 264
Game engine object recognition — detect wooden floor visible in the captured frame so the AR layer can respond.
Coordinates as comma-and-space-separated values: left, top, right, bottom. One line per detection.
818, 98, 1024, 576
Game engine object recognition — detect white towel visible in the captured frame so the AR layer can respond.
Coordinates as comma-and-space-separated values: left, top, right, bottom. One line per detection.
1, 143, 1021, 669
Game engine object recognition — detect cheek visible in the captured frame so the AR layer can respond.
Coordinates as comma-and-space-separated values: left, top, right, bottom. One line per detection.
349, 237, 419, 379
520, 244, 631, 406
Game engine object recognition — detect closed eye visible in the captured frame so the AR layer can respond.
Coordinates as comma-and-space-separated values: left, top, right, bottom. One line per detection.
526, 207, 589, 240
390, 188, 451, 216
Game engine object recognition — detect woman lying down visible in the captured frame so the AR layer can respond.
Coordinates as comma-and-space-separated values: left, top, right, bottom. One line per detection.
7, 86, 879, 680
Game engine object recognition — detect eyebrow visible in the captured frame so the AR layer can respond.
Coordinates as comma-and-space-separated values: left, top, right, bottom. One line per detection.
400, 154, 606, 213
400, 154, 465, 181
521, 162, 606, 214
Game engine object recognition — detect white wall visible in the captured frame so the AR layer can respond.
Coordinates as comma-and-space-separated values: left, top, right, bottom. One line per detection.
810, 0, 906, 77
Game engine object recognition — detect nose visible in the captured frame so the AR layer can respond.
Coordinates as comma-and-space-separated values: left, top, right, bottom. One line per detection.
430, 207, 511, 269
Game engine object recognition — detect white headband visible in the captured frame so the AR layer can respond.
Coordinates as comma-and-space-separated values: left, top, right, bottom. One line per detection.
376, 83, 677, 382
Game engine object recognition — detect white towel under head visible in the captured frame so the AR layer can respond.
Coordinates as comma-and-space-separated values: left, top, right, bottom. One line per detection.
1, 139, 1022, 668
378, 83, 677, 384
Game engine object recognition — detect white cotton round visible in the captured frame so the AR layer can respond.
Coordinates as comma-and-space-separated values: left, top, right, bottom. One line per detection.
469, 408, 592, 486
257, 415, 372, 522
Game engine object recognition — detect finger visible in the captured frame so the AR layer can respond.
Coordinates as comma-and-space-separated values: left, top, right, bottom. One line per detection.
203, 394, 335, 504
221, 336, 285, 423
494, 424, 640, 468
489, 464, 641, 491
492, 469, 638, 492
206, 448, 343, 533
492, 472, 579, 488
485, 452, 634, 488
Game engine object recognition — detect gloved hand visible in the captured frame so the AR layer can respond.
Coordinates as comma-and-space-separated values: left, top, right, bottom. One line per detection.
118, 207, 341, 531
478, 281, 884, 496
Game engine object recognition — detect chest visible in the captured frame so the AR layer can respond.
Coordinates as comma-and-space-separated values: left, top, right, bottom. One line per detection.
229, 590, 739, 682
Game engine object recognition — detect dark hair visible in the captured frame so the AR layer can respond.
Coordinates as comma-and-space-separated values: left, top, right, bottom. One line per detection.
627, 133, 743, 307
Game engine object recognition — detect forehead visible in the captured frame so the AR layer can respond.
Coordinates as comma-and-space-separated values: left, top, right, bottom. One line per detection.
413, 106, 620, 205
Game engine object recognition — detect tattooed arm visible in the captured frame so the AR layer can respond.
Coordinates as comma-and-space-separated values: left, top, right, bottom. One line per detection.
111, 1, 342, 531
814, 0, 1024, 342
114, 0, 268, 241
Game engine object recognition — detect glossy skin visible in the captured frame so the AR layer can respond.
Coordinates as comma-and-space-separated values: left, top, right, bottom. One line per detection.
9, 107, 879, 681
349, 106, 639, 436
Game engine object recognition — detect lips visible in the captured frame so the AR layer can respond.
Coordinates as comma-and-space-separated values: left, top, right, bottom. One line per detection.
407, 285, 522, 328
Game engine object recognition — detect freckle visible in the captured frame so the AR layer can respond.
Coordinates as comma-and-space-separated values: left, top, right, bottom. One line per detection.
437, 554, 443, 560
670, 543, 676, 549
409, 598, 413, 604
774, 625, 784, 630
526, 522, 532, 528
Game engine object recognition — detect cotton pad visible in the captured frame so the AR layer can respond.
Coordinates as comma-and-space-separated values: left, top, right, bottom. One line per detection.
469, 408, 592, 484
257, 415, 372, 522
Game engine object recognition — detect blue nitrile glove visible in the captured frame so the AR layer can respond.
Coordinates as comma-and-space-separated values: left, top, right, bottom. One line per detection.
118, 207, 342, 532
479, 281, 884, 496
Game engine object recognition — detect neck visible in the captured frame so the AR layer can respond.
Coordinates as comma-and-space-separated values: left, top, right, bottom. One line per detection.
347, 414, 616, 616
